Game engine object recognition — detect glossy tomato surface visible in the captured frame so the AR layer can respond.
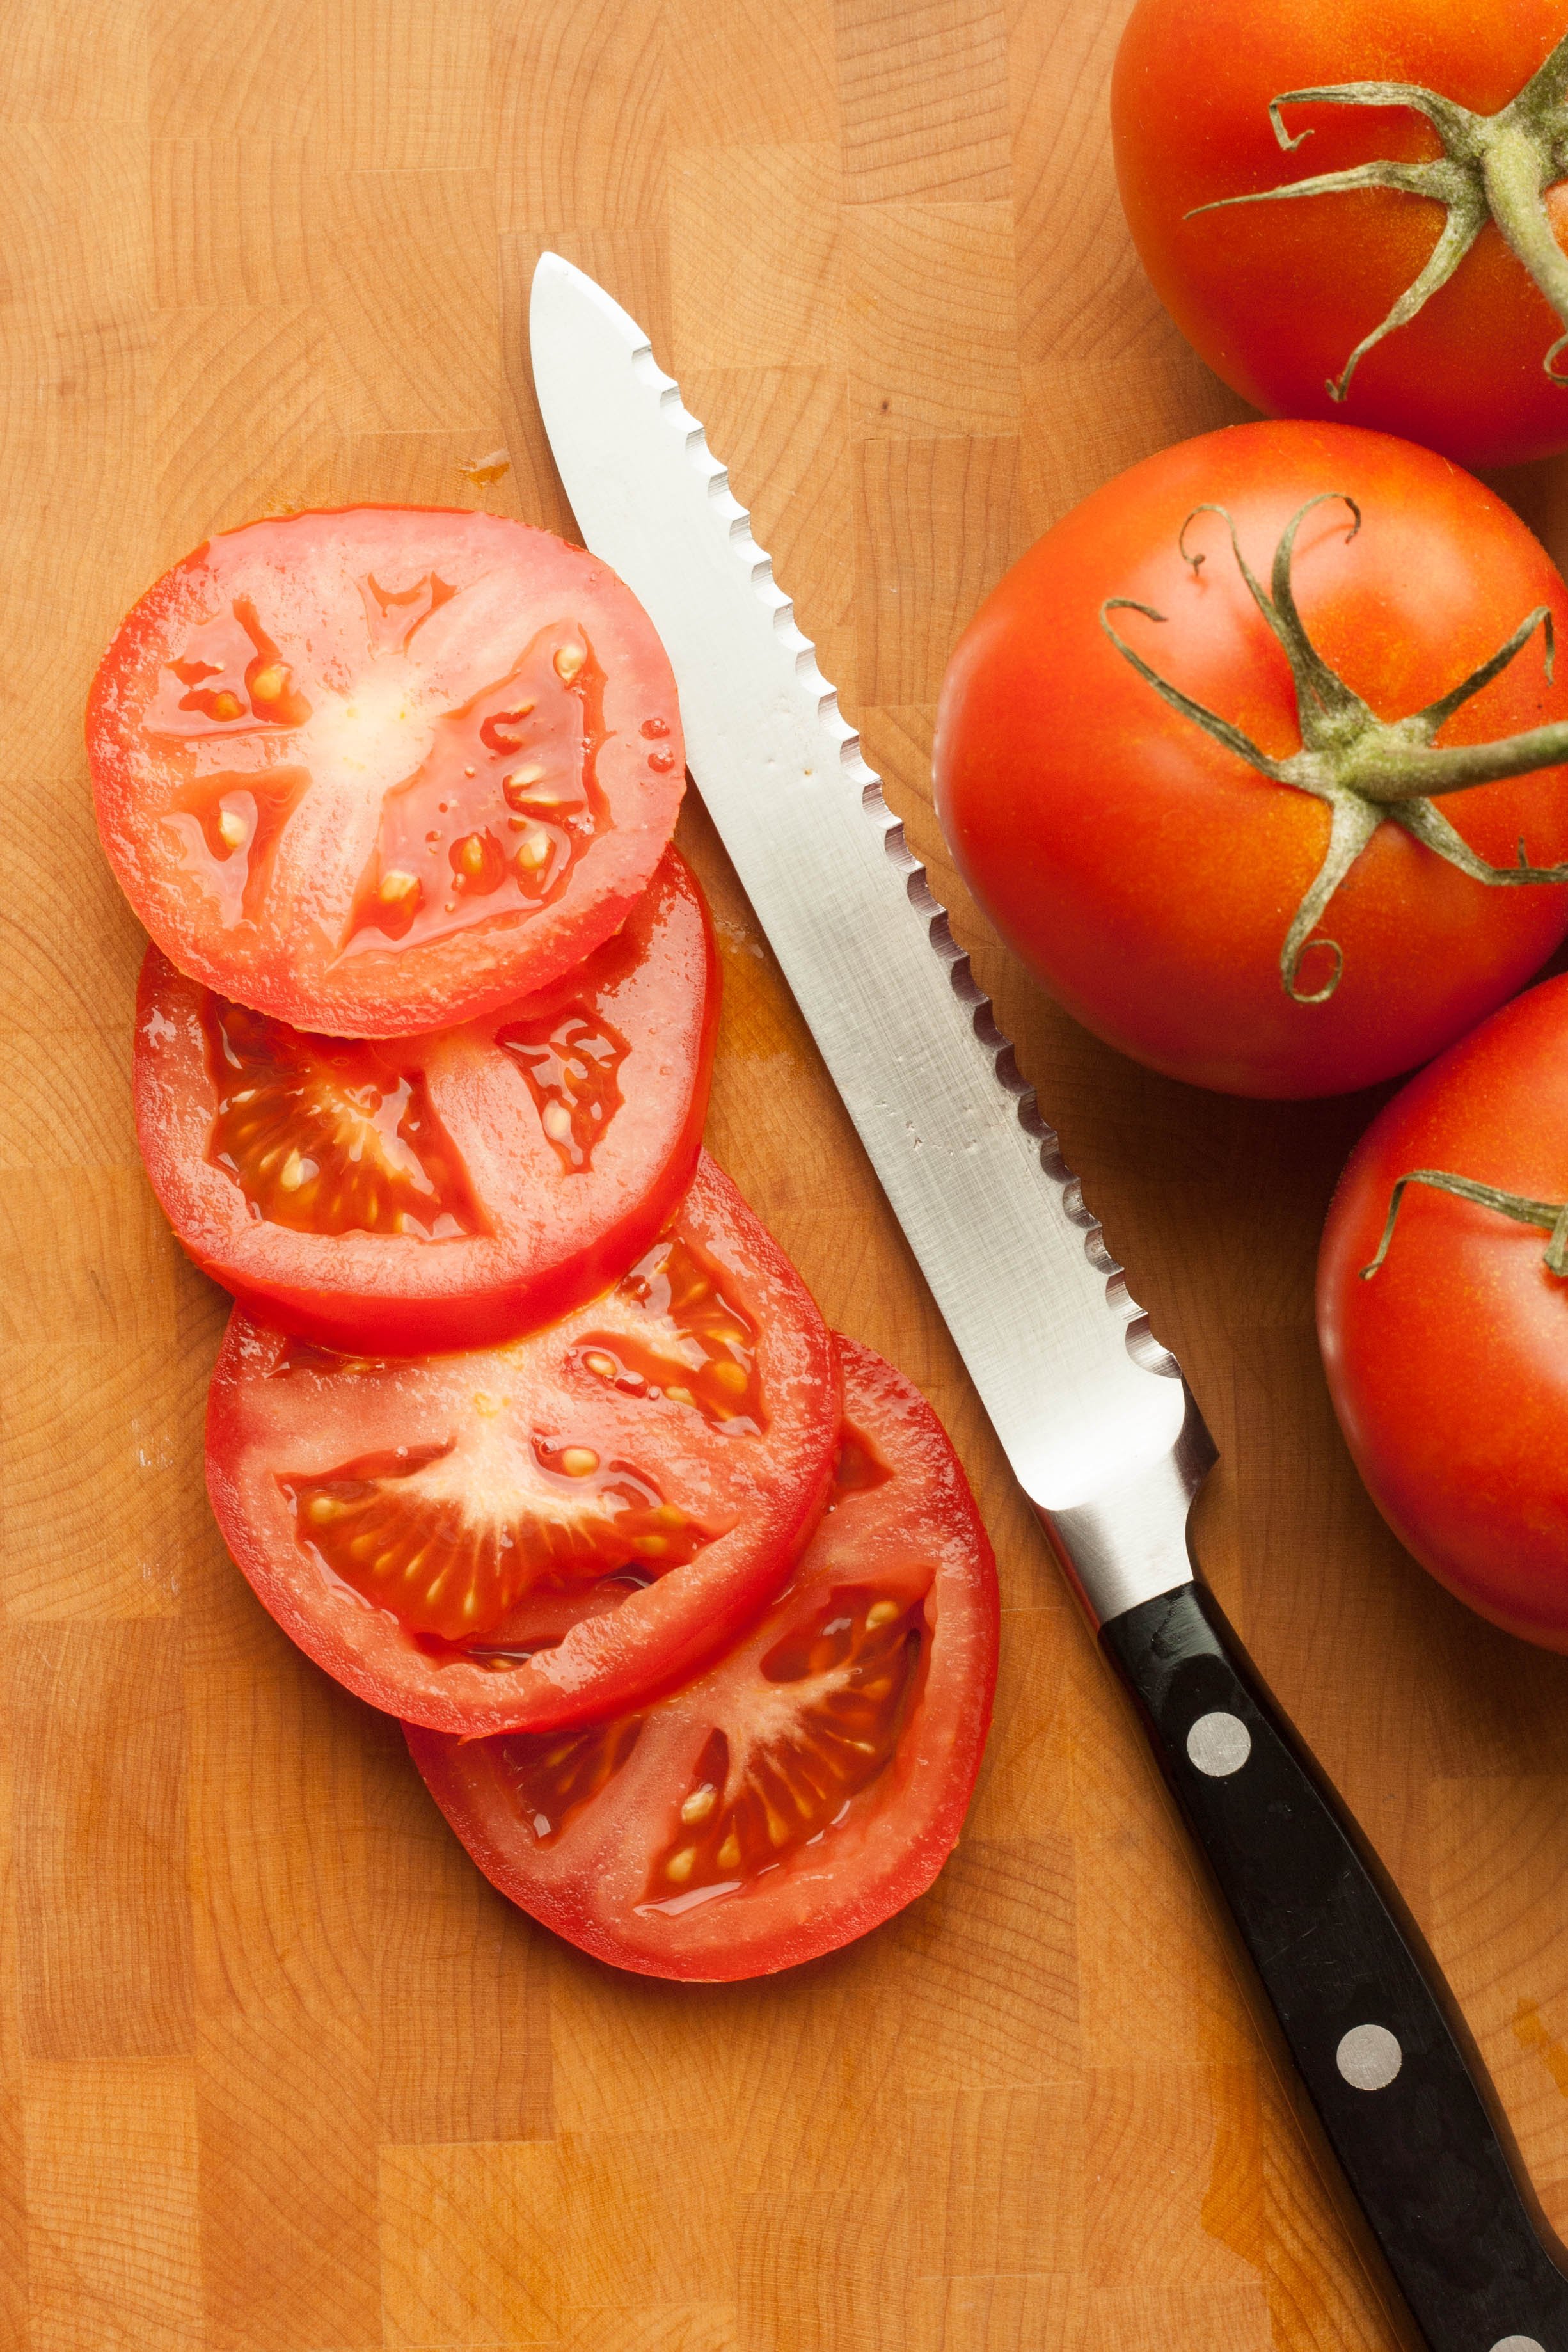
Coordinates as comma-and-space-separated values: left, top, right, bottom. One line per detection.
934, 421, 1568, 1099
90, 507, 685, 1035
1113, 0, 1568, 468
1319, 974, 1568, 1648
405, 1336, 999, 1980
206, 1154, 841, 1736
136, 847, 717, 1353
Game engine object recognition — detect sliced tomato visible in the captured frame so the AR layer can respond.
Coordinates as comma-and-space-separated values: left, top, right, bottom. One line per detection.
90, 507, 685, 1036
136, 846, 717, 1353
205, 1154, 841, 1736
404, 1337, 999, 1979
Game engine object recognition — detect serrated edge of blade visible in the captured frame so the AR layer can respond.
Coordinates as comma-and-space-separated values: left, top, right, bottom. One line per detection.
532, 252, 1182, 1393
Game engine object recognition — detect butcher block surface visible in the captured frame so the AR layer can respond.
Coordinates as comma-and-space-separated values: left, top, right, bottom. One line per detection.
6, 0, 1568, 2344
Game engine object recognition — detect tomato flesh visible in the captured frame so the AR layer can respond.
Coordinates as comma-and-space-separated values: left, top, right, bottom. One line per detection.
645, 1588, 921, 1902
404, 1336, 999, 1977
578, 1229, 764, 1433
204, 998, 484, 1239
205, 1153, 841, 1736
90, 507, 685, 1035
136, 846, 718, 1352
495, 1005, 628, 1175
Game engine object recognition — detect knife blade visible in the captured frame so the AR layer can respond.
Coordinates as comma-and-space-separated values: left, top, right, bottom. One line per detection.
530, 250, 1568, 2352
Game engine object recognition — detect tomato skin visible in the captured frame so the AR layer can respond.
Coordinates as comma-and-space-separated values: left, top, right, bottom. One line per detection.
934, 420, 1568, 1099
205, 1153, 841, 1736
90, 507, 685, 1037
1113, 0, 1568, 468
404, 1337, 999, 1980
1319, 974, 1568, 1648
135, 846, 718, 1353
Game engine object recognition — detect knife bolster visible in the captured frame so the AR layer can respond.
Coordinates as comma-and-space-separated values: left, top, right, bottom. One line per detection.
1034, 1376, 1216, 1625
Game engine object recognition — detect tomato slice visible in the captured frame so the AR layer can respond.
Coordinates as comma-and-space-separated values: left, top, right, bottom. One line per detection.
205, 1154, 841, 1736
404, 1337, 999, 1978
136, 847, 717, 1352
90, 507, 685, 1035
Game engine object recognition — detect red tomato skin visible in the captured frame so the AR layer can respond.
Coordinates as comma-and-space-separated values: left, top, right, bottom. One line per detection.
134, 847, 718, 1353
1113, 0, 1568, 469
205, 1153, 842, 1737
1319, 973, 1568, 1648
90, 507, 685, 1037
934, 421, 1568, 1099
404, 1337, 999, 1980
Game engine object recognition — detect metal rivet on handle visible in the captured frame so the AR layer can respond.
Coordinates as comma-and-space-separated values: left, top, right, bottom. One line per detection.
1336, 2023, 1403, 2091
1489, 2339, 1546, 2352
1185, 1710, 1251, 1777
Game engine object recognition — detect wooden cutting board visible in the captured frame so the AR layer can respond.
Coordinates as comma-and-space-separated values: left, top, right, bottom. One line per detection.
6, 0, 1568, 2344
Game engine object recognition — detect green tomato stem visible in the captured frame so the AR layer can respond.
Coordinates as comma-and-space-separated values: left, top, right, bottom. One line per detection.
1187, 35, 1568, 397
1362, 1170, 1568, 1280
1100, 500, 1568, 1003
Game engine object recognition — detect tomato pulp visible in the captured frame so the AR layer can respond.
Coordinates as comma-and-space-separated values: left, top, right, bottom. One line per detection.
1113, 0, 1568, 468
935, 421, 1568, 1099
136, 846, 718, 1353
90, 507, 685, 1036
205, 1154, 841, 1736
1320, 974, 1568, 1649
406, 1337, 999, 1980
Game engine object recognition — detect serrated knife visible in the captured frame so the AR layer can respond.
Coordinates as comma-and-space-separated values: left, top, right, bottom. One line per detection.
530, 251, 1568, 2352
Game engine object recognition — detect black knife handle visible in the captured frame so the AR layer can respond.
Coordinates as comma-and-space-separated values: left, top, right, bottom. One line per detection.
1100, 1578, 1568, 2352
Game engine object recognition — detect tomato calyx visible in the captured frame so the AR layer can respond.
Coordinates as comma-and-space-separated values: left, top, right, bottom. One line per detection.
1102, 494, 1568, 1003
1361, 1167, 1568, 1281
1183, 36, 1568, 403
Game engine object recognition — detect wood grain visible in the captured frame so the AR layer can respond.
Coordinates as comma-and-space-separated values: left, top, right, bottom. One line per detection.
3, 0, 1567, 2344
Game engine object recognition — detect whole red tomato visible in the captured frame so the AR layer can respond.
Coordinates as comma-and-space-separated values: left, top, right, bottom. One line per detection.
1112, 0, 1568, 469
933, 420, 1568, 1099
1319, 973, 1568, 1649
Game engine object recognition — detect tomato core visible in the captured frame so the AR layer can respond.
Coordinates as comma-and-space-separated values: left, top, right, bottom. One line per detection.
645, 1588, 924, 1908
281, 1415, 708, 1644
340, 623, 606, 958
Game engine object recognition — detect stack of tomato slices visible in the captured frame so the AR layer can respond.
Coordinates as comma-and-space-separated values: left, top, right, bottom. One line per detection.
91, 505, 999, 1978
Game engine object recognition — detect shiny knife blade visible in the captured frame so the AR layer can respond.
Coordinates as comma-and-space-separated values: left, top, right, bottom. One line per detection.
528, 250, 1206, 1626
530, 252, 1568, 2352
